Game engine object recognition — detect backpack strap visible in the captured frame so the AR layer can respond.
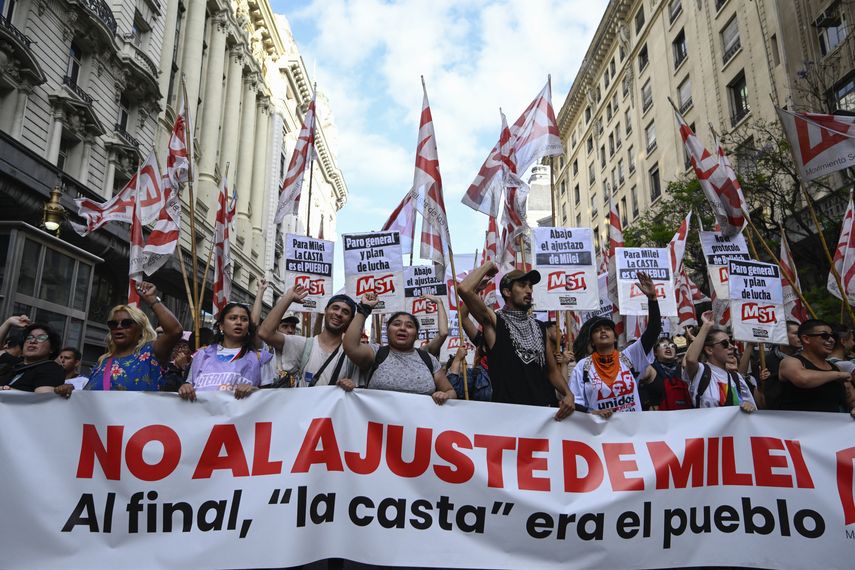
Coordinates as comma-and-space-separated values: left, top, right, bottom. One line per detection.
694, 363, 713, 408
297, 337, 314, 379
415, 348, 435, 374
366, 346, 434, 386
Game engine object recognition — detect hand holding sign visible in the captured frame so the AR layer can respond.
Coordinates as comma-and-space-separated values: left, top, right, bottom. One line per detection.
361, 292, 380, 308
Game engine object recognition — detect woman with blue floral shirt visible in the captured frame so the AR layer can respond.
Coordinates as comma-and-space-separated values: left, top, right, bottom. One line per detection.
84, 282, 183, 391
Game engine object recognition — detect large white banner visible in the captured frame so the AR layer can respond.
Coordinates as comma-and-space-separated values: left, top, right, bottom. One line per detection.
343, 231, 404, 314
1, 391, 854, 570
728, 259, 788, 345
615, 247, 677, 316
404, 265, 449, 332
532, 227, 599, 311
284, 234, 334, 312
700, 231, 751, 300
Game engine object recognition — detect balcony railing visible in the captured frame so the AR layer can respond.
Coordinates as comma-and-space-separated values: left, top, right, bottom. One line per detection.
679, 97, 693, 113
62, 75, 94, 106
77, 0, 117, 36
114, 124, 140, 147
731, 105, 750, 127
0, 14, 32, 48
646, 140, 657, 154
723, 38, 741, 65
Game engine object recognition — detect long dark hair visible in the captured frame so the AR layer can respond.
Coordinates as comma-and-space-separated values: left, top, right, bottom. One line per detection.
212, 303, 256, 359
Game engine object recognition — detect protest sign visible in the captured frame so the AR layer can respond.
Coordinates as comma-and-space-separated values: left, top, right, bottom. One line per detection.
284, 234, 334, 312
404, 266, 449, 332
615, 248, 677, 316
728, 259, 788, 344
343, 231, 404, 314
699, 231, 751, 299
1, 391, 853, 570
579, 273, 615, 324
531, 227, 599, 311
438, 334, 476, 365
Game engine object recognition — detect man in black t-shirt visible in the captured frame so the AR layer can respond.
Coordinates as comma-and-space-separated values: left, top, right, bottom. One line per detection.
778, 319, 855, 417
0, 323, 65, 393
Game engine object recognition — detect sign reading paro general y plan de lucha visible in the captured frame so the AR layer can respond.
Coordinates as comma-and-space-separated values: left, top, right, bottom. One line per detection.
343, 231, 404, 314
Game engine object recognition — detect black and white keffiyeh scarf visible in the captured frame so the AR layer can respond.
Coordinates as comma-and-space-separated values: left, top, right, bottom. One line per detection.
499, 307, 545, 366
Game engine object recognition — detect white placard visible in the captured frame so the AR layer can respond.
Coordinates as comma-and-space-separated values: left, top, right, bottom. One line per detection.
343, 231, 404, 314
404, 266, 449, 332
438, 335, 477, 365
531, 227, 599, 311
615, 248, 677, 316
283, 234, 334, 312
579, 273, 615, 324
699, 231, 751, 300
728, 259, 788, 344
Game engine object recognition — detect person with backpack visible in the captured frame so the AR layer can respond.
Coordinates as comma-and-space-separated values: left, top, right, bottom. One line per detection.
338, 292, 456, 405
568, 272, 662, 416
258, 286, 360, 389
684, 311, 756, 412
638, 338, 692, 410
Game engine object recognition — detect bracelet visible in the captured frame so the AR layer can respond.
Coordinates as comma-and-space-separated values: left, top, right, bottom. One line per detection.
150, 296, 162, 306
357, 302, 373, 317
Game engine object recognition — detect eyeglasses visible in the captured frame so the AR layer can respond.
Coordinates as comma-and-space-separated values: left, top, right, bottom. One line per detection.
705, 338, 733, 349
24, 334, 49, 342
107, 318, 135, 330
803, 332, 835, 341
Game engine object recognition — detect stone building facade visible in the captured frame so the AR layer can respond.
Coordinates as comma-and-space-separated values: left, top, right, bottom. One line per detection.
551, 0, 854, 252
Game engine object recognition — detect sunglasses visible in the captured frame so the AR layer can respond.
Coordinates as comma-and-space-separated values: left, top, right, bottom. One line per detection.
107, 318, 136, 330
705, 338, 733, 349
803, 332, 835, 341
24, 334, 49, 342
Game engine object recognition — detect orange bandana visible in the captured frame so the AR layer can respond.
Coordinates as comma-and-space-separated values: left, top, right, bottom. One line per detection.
592, 350, 621, 386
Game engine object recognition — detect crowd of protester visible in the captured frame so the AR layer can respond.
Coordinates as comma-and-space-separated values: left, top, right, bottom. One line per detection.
1, 264, 854, 422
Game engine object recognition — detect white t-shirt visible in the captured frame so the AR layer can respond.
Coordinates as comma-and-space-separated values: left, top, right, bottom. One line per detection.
65, 376, 89, 390
277, 335, 359, 387
569, 339, 653, 413
689, 363, 756, 408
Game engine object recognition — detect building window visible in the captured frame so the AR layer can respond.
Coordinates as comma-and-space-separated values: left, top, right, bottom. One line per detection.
649, 165, 662, 201
622, 74, 629, 97
560, 180, 567, 195
168, 2, 186, 105
735, 136, 759, 180
604, 72, 610, 90
588, 162, 596, 185
585, 106, 592, 123
618, 159, 625, 185
576, 213, 582, 228
57, 139, 71, 171
1, 0, 17, 19
611, 166, 618, 189
280, 152, 287, 180
621, 197, 628, 226
561, 204, 567, 223
117, 94, 130, 131
609, 133, 615, 156
816, 2, 848, 57
645, 121, 657, 153
606, 102, 613, 121
669, 0, 683, 24
673, 29, 687, 68
641, 80, 653, 112
721, 16, 741, 65
610, 58, 616, 77
66, 42, 82, 85
678, 76, 692, 112
615, 123, 622, 148
574, 184, 580, 205
628, 146, 636, 173
635, 5, 645, 34
832, 73, 855, 111
625, 109, 632, 134
728, 71, 750, 126
619, 44, 626, 61
638, 44, 649, 72
131, 9, 151, 49
631, 185, 639, 216
587, 136, 594, 153
572, 159, 579, 176
600, 145, 606, 169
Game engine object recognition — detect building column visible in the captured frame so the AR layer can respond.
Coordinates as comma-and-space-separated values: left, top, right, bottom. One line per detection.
219, 48, 244, 198
45, 110, 64, 164
157, 0, 181, 106
179, 0, 207, 123
250, 100, 270, 254
78, 138, 92, 185
235, 76, 257, 245
197, 12, 228, 211
9, 86, 31, 138
102, 155, 117, 197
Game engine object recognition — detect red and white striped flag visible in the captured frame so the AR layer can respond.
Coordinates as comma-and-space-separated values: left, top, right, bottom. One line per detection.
828, 191, 855, 303
668, 212, 692, 273
212, 174, 234, 316
381, 194, 417, 256
127, 160, 156, 307
777, 108, 855, 181
137, 174, 181, 276
667, 212, 696, 328
167, 89, 192, 187
72, 151, 165, 236
405, 81, 449, 270
480, 216, 500, 307
275, 96, 316, 224
779, 226, 809, 323
462, 79, 562, 216
496, 112, 530, 270
675, 110, 748, 237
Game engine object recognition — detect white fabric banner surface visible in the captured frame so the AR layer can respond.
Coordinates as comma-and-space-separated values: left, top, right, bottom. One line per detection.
343, 231, 405, 314
728, 259, 788, 345
404, 266, 449, 332
531, 227, 599, 311
1, 391, 854, 570
700, 231, 751, 300
284, 234, 335, 312
615, 248, 677, 316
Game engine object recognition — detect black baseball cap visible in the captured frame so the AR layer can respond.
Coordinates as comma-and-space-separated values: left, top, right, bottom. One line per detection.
326, 294, 357, 315
499, 269, 541, 291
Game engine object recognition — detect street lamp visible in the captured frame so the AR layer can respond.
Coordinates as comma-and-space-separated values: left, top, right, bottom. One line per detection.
42, 184, 65, 233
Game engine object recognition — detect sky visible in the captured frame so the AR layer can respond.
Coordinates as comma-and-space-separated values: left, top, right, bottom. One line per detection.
270, 0, 609, 283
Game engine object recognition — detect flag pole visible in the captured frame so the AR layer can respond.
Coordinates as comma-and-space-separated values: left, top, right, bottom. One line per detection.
199, 163, 230, 312
741, 214, 816, 318
180, 78, 201, 342
799, 183, 855, 324
446, 245, 470, 401
305, 83, 317, 238
744, 229, 767, 371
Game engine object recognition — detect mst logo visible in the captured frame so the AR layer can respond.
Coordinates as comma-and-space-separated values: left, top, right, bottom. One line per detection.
356, 274, 395, 296
741, 303, 776, 324
294, 276, 326, 295
547, 271, 587, 292
719, 267, 729, 283
630, 282, 666, 299
412, 298, 438, 315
